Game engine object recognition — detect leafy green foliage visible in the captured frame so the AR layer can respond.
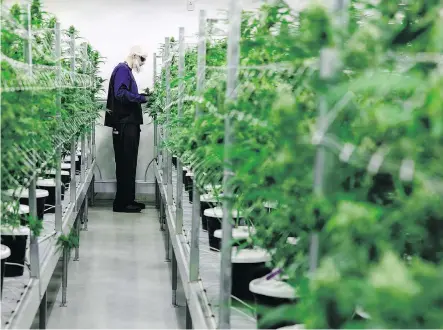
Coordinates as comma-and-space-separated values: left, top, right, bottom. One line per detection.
1, 0, 103, 235
151, 0, 443, 327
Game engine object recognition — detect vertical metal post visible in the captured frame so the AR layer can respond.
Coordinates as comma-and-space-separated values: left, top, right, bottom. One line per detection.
162, 39, 170, 187
165, 225, 171, 262
164, 37, 173, 205
60, 247, 69, 307
55, 149, 62, 231
172, 249, 178, 307
74, 205, 81, 261
153, 53, 158, 163
92, 121, 96, 162
186, 304, 193, 329
176, 27, 185, 235
70, 140, 77, 204
88, 121, 93, 169
219, 1, 241, 327
24, 3, 32, 75
81, 135, 86, 183
70, 33, 76, 81
25, 5, 40, 285
81, 43, 87, 181
189, 10, 206, 283
39, 292, 47, 329
83, 192, 89, 231
310, 0, 348, 274
29, 180, 40, 279
160, 198, 165, 231
55, 21, 62, 232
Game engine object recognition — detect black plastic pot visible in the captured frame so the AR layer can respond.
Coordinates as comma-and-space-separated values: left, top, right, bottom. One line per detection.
1, 233, 28, 277
232, 262, 271, 302
1, 257, 4, 298
20, 194, 46, 220
254, 293, 298, 329
61, 164, 72, 178
76, 156, 81, 172
1, 245, 11, 298
187, 176, 194, 203
37, 180, 66, 213
207, 214, 221, 251
182, 170, 187, 185
200, 201, 212, 231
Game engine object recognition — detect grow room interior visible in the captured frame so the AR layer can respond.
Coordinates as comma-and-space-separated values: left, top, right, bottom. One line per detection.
1, 0, 442, 329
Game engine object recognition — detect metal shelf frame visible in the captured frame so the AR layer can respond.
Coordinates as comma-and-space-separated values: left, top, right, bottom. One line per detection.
2, 129, 96, 329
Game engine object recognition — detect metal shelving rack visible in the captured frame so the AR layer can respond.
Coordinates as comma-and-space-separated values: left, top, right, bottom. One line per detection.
1, 3, 97, 329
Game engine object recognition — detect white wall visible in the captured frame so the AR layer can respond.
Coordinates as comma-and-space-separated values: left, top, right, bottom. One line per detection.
7, 0, 307, 195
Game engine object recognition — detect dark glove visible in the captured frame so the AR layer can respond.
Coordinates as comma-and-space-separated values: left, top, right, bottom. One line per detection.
140, 94, 148, 103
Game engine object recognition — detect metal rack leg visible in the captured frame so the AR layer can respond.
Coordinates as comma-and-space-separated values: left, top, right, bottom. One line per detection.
155, 179, 159, 209
172, 249, 178, 307
39, 291, 47, 329
90, 174, 95, 206
186, 303, 192, 329
60, 247, 69, 307
160, 200, 165, 231
165, 223, 171, 262
83, 193, 89, 231
74, 206, 81, 261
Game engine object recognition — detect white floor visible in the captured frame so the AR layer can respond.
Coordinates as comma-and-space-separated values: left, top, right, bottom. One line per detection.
47, 202, 186, 329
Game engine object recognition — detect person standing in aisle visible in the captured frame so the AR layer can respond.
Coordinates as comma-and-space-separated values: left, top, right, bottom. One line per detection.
105, 45, 148, 213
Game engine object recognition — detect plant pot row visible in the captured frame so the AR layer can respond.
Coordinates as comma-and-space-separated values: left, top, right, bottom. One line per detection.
1, 165, 69, 293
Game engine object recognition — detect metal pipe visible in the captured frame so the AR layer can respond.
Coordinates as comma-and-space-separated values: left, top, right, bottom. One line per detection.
81, 134, 86, 183
39, 291, 47, 329
55, 148, 62, 232
74, 207, 81, 261
25, 3, 32, 75
70, 139, 77, 205
165, 221, 171, 262
186, 303, 193, 329
153, 52, 158, 161
162, 38, 170, 188
160, 199, 165, 231
60, 247, 69, 307
219, 0, 241, 327
70, 33, 76, 81
92, 121, 96, 162
165, 37, 173, 205
176, 27, 185, 235
172, 249, 178, 307
83, 193, 89, 231
29, 179, 40, 280
189, 9, 207, 283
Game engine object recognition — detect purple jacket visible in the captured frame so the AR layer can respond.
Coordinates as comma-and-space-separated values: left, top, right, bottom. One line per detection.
105, 62, 146, 127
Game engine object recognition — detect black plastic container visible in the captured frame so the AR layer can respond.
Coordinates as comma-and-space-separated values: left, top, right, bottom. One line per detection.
61, 163, 72, 178
1, 231, 28, 277
206, 214, 222, 251
187, 176, 194, 203
254, 293, 298, 329
182, 169, 187, 185
20, 191, 47, 220
200, 201, 212, 231
232, 262, 271, 302
1, 245, 11, 298
76, 155, 81, 172
37, 180, 65, 213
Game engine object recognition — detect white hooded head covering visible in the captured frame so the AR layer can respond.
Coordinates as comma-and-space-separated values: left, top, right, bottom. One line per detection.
128, 45, 148, 73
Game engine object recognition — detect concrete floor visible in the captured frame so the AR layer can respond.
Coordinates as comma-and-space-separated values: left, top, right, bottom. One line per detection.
46, 201, 186, 329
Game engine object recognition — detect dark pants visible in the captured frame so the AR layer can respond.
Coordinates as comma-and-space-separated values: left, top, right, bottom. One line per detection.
112, 124, 140, 208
